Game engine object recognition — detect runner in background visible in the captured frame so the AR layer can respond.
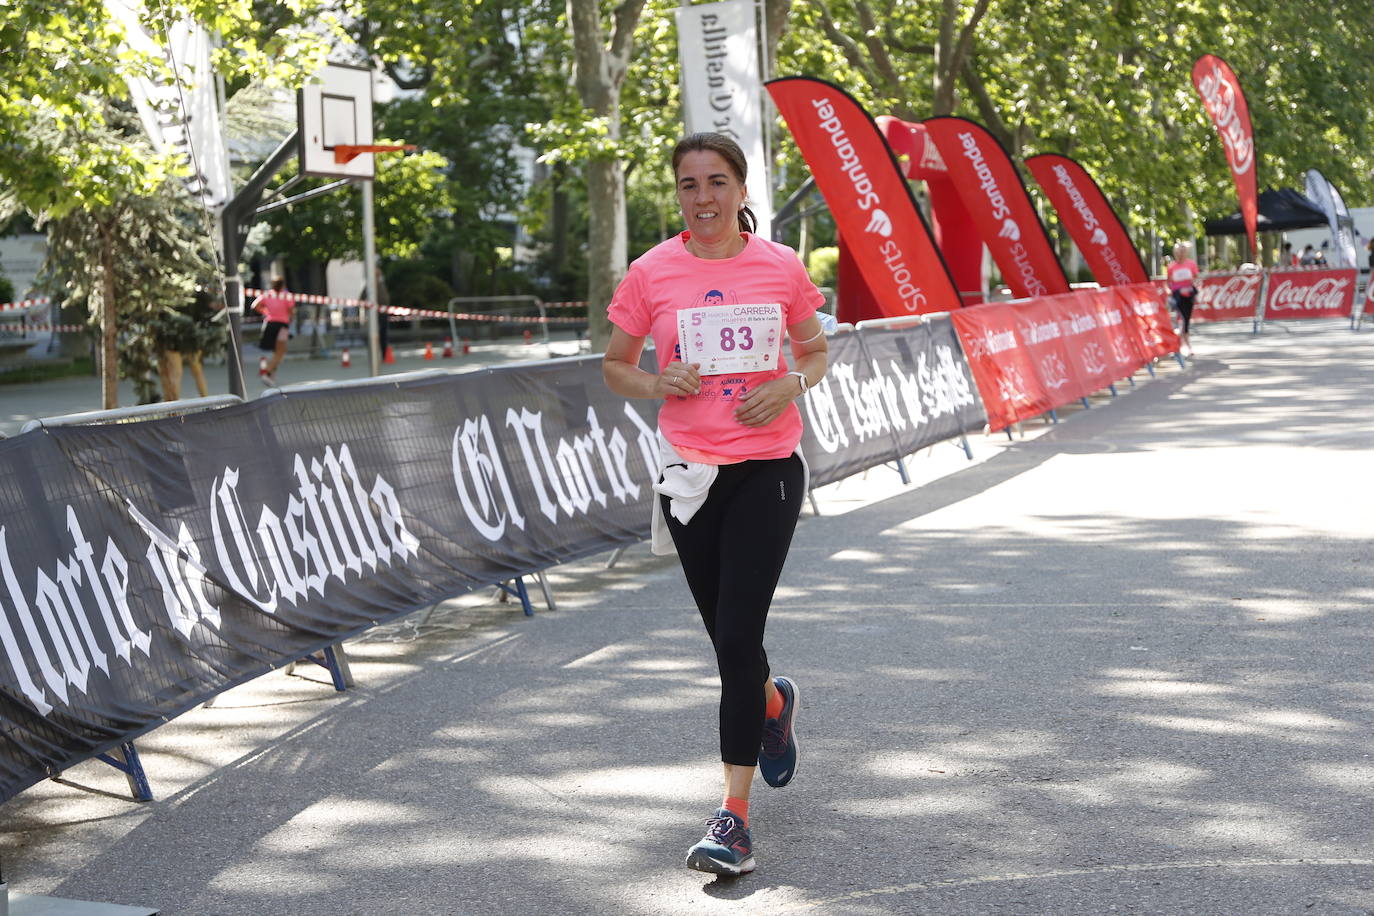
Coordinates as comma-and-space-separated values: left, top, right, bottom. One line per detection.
603, 132, 828, 878
1165, 242, 1199, 357
251, 277, 294, 385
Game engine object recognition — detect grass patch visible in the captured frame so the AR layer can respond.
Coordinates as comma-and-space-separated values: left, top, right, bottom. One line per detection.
0, 356, 96, 385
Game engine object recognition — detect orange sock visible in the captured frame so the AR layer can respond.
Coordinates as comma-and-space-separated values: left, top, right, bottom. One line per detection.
722, 796, 749, 825
765, 684, 784, 720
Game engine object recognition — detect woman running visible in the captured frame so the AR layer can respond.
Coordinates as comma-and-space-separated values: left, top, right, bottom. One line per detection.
603, 132, 828, 877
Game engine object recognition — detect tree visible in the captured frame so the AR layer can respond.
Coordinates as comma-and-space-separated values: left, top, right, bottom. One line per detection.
565, 0, 648, 351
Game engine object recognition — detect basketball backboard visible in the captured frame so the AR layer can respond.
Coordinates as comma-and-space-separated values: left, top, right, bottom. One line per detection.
298, 63, 375, 179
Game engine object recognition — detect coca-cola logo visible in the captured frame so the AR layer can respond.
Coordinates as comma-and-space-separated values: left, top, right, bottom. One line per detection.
1197, 64, 1254, 176
1268, 276, 1351, 313
1196, 274, 1261, 313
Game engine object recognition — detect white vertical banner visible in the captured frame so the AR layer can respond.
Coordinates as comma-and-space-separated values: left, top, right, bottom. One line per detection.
1305, 168, 1357, 269
675, 0, 772, 240
106, 0, 234, 213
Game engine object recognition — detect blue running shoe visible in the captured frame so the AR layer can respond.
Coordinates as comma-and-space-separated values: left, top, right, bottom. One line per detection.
685, 808, 755, 876
759, 675, 799, 788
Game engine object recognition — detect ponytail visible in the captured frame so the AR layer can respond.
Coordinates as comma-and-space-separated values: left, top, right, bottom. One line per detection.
737, 205, 757, 235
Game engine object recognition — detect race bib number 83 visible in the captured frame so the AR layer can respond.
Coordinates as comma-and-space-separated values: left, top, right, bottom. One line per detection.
676, 303, 784, 375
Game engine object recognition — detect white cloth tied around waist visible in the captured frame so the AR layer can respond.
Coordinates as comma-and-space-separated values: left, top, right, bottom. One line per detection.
649, 429, 809, 557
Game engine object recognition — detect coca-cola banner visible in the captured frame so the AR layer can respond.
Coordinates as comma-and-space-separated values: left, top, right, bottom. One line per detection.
1192, 55, 1259, 258
1194, 271, 1263, 322
767, 77, 961, 315
1024, 154, 1149, 286
1263, 268, 1357, 320
923, 117, 1070, 300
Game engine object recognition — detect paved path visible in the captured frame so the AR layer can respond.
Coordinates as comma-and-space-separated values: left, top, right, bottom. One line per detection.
3, 320, 1374, 914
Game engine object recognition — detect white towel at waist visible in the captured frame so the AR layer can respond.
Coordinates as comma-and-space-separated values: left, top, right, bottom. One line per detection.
649, 430, 810, 557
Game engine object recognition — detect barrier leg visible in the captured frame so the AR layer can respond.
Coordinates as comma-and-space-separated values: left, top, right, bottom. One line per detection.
958, 434, 973, 460
495, 578, 535, 616
1005, 427, 1014, 441
807, 490, 821, 516
1109, 384, 1118, 397
1049, 409, 1059, 424
1146, 362, 1157, 378
606, 547, 625, 569
891, 458, 910, 485
1127, 375, 1137, 387
95, 742, 153, 802
1080, 397, 1091, 409
536, 569, 558, 612
1174, 352, 1187, 369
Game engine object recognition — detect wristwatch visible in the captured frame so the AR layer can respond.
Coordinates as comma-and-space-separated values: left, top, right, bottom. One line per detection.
786, 370, 808, 396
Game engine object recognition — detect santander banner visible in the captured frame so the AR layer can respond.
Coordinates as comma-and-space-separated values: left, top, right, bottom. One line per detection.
1114, 283, 1180, 360
923, 117, 1069, 300
1192, 55, 1258, 259
767, 77, 960, 315
1263, 269, 1356, 319
1024, 154, 1148, 286
1194, 271, 1263, 322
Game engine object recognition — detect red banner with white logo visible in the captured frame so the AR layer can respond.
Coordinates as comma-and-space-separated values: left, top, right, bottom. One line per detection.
953, 286, 1176, 431
1194, 271, 1263, 322
952, 303, 1052, 431
1263, 269, 1356, 319
1024, 154, 1148, 286
923, 117, 1070, 300
1113, 283, 1181, 360
767, 77, 960, 315
1192, 55, 1259, 259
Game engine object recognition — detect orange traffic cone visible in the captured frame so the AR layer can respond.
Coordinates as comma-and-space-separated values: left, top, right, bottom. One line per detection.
340, 347, 351, 368
442, 337, 454, 358
258, 356, 269, 377
523, 329, 532, 345
384, 345, 395, 364
423, 341, 434, 360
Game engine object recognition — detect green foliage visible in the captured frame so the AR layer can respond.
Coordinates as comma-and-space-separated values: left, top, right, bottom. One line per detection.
807, 246, 840, 288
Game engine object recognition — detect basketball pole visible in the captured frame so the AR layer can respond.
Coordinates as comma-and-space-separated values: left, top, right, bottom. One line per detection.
363, 178, 380, 375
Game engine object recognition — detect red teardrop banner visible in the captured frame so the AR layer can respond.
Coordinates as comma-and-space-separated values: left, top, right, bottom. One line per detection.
1024, 154, 1148, 286
1192, 54, 1259, 260
765, 77, 961, 315
922, 117, 1070, 300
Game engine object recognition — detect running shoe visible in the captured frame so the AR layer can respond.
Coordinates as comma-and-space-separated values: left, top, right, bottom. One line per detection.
759, 675, 799, 788
685, 808, 755, 876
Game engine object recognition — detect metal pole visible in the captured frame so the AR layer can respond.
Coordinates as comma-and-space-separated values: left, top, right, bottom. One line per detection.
221, 213, 248, 398
363, 178, 380, 376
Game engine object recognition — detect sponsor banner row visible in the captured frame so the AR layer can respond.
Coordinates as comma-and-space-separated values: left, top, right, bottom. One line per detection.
0, 320, 982, 803
1193, 268, 1358, 322
950, 283, 1179, 432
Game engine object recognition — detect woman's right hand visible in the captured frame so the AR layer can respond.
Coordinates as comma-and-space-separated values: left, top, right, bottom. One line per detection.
655, 361, 701, 398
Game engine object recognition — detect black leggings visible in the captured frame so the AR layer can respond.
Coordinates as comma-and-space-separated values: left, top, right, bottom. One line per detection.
1170, 290, 1195, 333
663, 455, 805, 766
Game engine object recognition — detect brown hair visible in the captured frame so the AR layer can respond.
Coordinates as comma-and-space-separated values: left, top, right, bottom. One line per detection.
271, 277, 285, 292
672, 132, 757, 235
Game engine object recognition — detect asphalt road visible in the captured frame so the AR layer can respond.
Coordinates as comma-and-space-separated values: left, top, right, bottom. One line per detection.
3, 319, 1373, 915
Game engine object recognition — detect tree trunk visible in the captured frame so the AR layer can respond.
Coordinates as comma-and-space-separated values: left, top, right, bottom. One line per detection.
550, 161, 569, 289
585, 156, 627, 349
565, 0, 646, 353
98, 223, 118, 409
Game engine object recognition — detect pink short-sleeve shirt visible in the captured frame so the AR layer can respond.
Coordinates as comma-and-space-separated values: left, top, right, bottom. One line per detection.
608, 232, 824, 461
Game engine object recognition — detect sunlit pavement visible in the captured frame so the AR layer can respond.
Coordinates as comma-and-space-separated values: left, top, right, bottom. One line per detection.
4, 319, 1374, 914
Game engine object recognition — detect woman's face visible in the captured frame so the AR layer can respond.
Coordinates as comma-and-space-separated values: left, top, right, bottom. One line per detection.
676, 150, 747, 244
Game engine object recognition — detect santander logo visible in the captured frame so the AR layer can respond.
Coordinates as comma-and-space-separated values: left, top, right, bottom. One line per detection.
1198, 64, 1254, 176
865, 209, 893, 237
997, 219, 1020, 241
1090, 227, 1109, 246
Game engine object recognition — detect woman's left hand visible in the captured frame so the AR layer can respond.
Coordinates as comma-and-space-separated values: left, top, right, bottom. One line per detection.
733, 375, 802, 427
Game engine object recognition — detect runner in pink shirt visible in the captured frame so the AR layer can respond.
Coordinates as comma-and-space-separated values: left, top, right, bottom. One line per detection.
604, 132, 828, 878
251, 278, 294, 384
1165, 243, 1199, 356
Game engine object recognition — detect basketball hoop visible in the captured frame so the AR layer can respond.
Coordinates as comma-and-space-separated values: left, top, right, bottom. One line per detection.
333, 144, 416, 165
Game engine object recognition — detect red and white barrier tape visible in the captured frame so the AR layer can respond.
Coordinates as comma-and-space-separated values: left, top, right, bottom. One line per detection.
0, 323, 84, 333
0, 296, 51, 312
244, 289, 587, 324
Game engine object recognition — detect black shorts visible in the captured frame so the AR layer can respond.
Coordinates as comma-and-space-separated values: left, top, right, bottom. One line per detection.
259, 321, 289, 351
1169, 291, 1195, 332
